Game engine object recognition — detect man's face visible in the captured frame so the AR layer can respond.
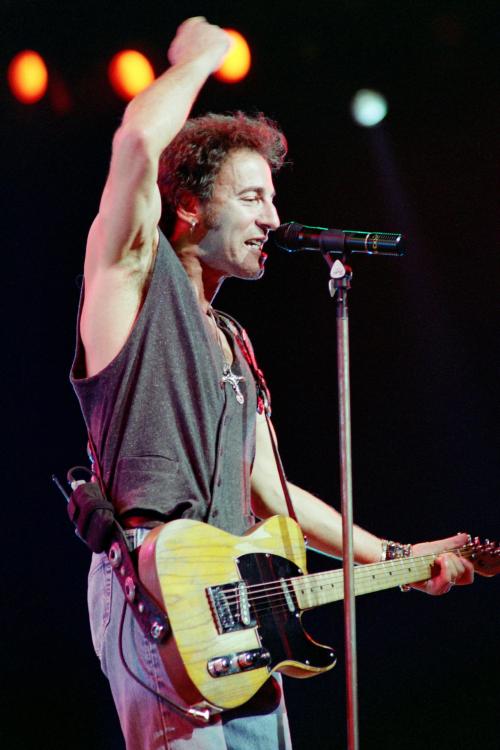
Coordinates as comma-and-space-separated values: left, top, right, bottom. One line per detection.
197, 149, 280, 280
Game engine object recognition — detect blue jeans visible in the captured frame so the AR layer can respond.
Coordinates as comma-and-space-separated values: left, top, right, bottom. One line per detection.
88, 552, 293, 749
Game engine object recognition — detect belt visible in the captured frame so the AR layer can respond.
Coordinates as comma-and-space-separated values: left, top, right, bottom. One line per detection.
123, 527, 152, 551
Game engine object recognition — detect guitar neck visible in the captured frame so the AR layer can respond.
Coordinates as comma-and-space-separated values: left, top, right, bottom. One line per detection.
293, 553, 437, 611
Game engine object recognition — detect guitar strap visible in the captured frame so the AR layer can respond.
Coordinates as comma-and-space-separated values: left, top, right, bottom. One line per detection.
69, 431, 170, 644
216, 311, 302, 533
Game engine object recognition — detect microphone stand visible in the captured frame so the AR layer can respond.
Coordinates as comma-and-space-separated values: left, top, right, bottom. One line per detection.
324, 255, 359, 750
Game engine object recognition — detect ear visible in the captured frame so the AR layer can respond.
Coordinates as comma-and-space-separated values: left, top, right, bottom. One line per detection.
175, 192, 202, 226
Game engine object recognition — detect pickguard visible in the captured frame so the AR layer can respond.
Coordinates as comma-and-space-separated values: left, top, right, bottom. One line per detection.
236, 552, 336, 671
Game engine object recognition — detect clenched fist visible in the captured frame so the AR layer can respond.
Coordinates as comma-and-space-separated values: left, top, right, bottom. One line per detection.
168, 17, 232, 73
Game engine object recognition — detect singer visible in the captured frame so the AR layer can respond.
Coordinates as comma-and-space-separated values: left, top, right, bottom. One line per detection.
70, 17, 476, 750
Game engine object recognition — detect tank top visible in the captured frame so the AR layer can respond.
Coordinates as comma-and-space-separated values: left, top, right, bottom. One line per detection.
71, 230, 257, 535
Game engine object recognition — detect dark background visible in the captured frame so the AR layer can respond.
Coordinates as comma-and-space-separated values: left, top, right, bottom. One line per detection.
2, 1, 498, 748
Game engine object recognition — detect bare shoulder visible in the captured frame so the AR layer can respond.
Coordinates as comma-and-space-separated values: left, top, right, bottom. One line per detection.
80, 220, 159, 377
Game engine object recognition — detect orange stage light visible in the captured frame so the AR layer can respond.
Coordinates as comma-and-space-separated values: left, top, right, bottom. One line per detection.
108, 50, 155, 101
215, 30, 251, 83
8, 50, 48, 104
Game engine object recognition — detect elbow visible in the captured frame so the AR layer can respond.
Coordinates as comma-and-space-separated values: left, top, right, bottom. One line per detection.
250, 491, 268, 521
250, 486, 283, 521
112, 125, 157, 171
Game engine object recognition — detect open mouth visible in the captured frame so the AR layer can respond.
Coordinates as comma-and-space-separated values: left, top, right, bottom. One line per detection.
245, 240, 264, 250
244, 239, 268, 267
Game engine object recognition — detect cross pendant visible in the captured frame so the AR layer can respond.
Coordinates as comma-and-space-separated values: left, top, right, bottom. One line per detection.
222, 365, 245, 404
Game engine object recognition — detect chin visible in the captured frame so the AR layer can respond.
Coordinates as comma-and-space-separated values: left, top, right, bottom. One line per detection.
230, 257, 266, 281
239, 264, 265, 281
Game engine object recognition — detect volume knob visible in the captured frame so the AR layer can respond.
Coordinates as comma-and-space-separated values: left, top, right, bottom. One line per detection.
208, 657, 231, 677
237, 652, 255, 669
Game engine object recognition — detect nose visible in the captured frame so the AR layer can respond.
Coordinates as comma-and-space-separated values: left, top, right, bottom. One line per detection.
258, 200, 280, 232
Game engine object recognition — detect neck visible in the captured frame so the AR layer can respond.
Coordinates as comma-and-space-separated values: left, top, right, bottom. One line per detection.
171, 235, 225, 312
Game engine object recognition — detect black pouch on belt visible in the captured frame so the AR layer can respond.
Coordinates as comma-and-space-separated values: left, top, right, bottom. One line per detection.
67, 481, 116, 553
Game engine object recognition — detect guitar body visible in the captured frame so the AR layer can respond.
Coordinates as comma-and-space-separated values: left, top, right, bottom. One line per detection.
138, 515, 336, 711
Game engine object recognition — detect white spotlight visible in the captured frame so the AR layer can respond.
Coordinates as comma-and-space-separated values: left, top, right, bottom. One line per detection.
351, 89, 388, 127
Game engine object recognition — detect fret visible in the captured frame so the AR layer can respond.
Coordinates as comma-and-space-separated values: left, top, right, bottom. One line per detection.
292, 555, 436, 610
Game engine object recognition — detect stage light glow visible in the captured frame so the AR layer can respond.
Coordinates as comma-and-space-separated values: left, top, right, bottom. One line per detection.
351, 89, 388, 127
214, 30, 251, 83
8, 51, 48, 104
108, 50, 155, 101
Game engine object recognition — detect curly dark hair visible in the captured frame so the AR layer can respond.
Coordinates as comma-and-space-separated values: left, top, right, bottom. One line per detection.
158, 112, 287, 235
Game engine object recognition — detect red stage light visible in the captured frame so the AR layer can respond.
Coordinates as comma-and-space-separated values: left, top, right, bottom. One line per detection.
8, 50, 48, 104
108, 50, 155, 101
214, 30, 251, 83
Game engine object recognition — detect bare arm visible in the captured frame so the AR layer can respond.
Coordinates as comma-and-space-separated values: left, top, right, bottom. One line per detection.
81, 18, 231, 375
251, 412, 475, 593
250, 413, 382, 563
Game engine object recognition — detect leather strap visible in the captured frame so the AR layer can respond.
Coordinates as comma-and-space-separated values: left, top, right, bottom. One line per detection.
218, 311, 302, 531
85, 431, 170, 643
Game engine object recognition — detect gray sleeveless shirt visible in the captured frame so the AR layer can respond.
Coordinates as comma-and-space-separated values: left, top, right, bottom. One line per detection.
71, 231, 257, 535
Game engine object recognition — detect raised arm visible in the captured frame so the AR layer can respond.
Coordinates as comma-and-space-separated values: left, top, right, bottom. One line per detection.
81, 18, 231, 376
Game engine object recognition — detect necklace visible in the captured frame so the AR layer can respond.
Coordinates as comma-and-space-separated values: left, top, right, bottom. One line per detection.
207, 307, 245, 405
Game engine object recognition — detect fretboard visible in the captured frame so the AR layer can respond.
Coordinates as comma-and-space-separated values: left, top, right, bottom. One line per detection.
292, 554, 436, 610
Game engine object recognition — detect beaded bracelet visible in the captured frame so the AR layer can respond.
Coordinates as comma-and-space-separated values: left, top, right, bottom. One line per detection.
380, 539, 413, 591
380, 539, 412, 561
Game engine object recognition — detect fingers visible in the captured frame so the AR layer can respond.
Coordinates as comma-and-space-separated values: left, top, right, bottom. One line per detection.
168, 18, 231, 71
440, 552, 476, 587
430, 555, 459, 595
442, 554, 461, 585
445, 532, 472, 550
407, 531, 475, 596
453, 556, 475, 586
412, 551, 475, 595
412, 532, 471, 559
178, 16, 207, 28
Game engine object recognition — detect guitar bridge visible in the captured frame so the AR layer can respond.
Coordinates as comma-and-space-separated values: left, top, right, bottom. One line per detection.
207, 581, 256, 634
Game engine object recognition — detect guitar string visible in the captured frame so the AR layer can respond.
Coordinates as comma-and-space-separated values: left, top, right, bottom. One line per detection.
208, 546, 497, 625
220, 547, 496, 620
218, 570, 418, 612
213, 561, 435, 619
213, 555, 465, 621
210, 546, 485, 612
225, 544, 487, 600
221, 569, 422, 617
216, 554, 443, 603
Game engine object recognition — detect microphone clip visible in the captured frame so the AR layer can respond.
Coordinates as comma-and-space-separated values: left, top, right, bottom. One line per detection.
328, 259, 352, 299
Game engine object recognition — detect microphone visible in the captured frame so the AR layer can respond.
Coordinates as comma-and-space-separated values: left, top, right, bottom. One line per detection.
272, 222, 405, 257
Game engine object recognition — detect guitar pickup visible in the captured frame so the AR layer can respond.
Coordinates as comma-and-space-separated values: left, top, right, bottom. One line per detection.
207, 581, 256, 634
207, 648, 271, 678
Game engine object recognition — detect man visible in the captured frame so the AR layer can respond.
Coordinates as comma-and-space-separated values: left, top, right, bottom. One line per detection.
71, 17, 475, 750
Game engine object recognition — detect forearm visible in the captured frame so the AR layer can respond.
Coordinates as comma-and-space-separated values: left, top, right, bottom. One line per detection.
251, 408, 474, 592
118, 19, 230, 160
120, 57, 213, 159
252, 482, 383, 564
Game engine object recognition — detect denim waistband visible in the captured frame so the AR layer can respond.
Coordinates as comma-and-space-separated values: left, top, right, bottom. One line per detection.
122, 527, 152, 550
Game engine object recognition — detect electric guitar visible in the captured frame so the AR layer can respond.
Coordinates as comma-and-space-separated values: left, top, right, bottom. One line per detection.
138, 515, 499, 713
